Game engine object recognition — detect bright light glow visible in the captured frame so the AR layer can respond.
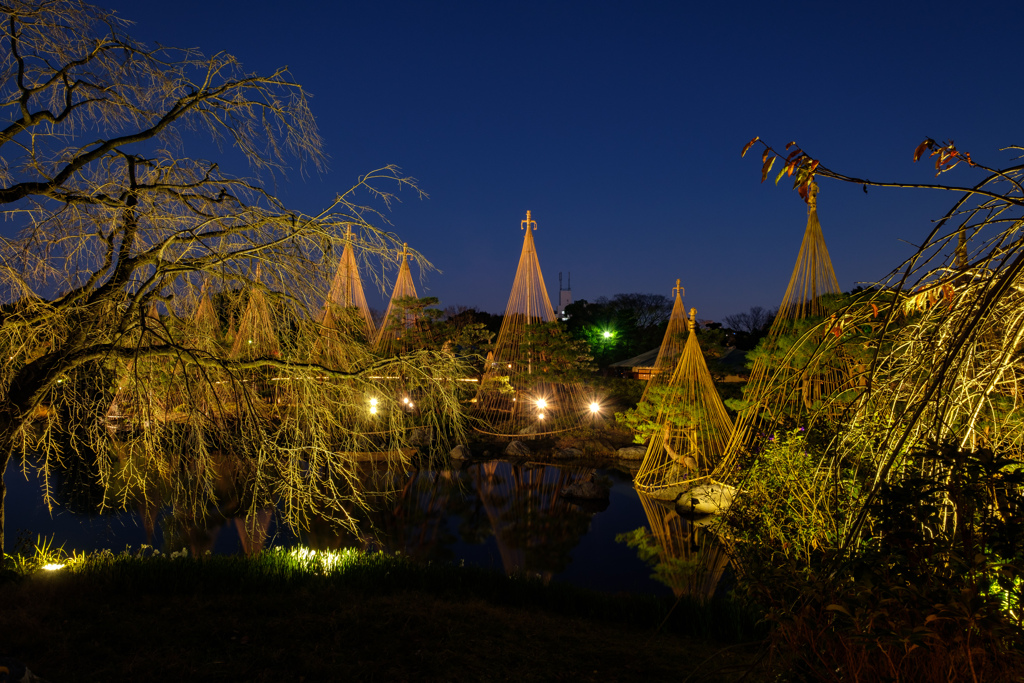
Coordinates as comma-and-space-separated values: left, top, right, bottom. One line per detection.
589, 402, 601, 413
536, 398, 547, 410
369, 397, 379, 406
42, 563, 65, 571
507, 363, 512, 368
538, 413, 545, 420
602, 330, 612, 339
402, 396, 410, 404
369, 406, 378, 415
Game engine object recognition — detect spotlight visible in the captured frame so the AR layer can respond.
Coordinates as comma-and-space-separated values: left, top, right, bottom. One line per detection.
589, 402, 600, 414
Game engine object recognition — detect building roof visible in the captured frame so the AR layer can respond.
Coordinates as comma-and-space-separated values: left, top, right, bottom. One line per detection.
609, 347, 660, 369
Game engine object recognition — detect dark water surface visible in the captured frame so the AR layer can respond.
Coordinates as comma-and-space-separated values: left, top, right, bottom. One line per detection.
5, 459, 675, 596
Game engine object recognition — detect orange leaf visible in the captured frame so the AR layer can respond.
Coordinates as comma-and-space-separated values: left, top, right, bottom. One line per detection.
741, 136, 759, 157
913, 139, 932, 163
761, 156, 776, 183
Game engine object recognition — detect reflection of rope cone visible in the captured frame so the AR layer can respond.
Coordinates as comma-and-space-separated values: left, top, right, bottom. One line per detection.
362, 467, 452, 560
637, 491, 730, 601
471, 460, 594, 580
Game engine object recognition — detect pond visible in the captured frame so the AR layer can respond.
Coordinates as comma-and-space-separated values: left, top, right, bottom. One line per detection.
4, 458, 731, 599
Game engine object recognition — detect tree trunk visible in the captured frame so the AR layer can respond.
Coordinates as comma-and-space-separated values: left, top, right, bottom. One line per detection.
1, 447, 10, 557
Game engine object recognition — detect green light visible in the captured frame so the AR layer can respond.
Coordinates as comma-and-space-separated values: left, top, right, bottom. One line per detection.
602, 330, 612, 339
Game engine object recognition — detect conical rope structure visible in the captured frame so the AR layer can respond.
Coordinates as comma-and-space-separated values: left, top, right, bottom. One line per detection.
315, 228, 376, 369
325, 226, 376, 342
636, 492, 731, 602
231, 265, 281, 361
373, 243, 420, 356
635, 308, 734, 497
474, 211, 593, 435
230, 264, 284, 408
718, 181, 851, 477
178, 282, 227, 418
640, 279, 689, 404
107, 303, 168, 425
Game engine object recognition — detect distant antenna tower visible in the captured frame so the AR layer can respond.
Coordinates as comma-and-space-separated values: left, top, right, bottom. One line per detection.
557, 270, 573, 318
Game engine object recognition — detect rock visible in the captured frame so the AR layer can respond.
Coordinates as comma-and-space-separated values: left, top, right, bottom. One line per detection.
408, 427, 433, 447
616, 445, 646, 460
676, 482, 737, 515
450, 444, 471, 460
504, 440, 531, 457
580, 439, 615, 456
560, 476, 610, 501
553, 447, 582, 459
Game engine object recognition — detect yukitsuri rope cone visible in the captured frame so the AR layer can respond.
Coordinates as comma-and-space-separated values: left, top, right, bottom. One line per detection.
231, 264, 283, 406
639, 279, 689, 404
473, 211, 592, 435
326, 226, 376, 342
373, 243, 419, 356
107, 304, 168, 425
231, 265, 281, 360
635, 308, 734, 499
636, 491, 731, 602
315, 227, 376, 369
177, 282, 227, 418
718, 181, 850, 477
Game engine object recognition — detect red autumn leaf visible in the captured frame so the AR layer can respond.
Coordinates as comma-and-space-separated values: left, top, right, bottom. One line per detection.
871, 303, 879, 318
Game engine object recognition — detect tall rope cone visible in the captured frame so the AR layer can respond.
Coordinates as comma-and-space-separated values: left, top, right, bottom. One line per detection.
640, 278, 689, 404
635, 308, 734, 497
231, 263, 280, 360
324, 226, 376, 343
474, 211, 592, 435
718, 180, 850, 477
315, 227, 376, 369
374, 243, 419, 356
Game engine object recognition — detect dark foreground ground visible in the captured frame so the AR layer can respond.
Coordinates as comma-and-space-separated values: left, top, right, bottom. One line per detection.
0, 557, 766, 682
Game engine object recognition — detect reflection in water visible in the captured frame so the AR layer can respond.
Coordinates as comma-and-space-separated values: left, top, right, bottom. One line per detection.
471, 461, 595, 582
18, 453, 660, 592
303, 461, 598, 582
635, 491, 732, 602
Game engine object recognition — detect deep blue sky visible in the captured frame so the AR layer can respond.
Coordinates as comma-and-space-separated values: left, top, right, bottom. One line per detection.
97, 0, 1024, 321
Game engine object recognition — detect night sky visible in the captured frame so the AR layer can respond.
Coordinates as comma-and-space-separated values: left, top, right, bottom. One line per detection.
94, 0, 1024, 321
